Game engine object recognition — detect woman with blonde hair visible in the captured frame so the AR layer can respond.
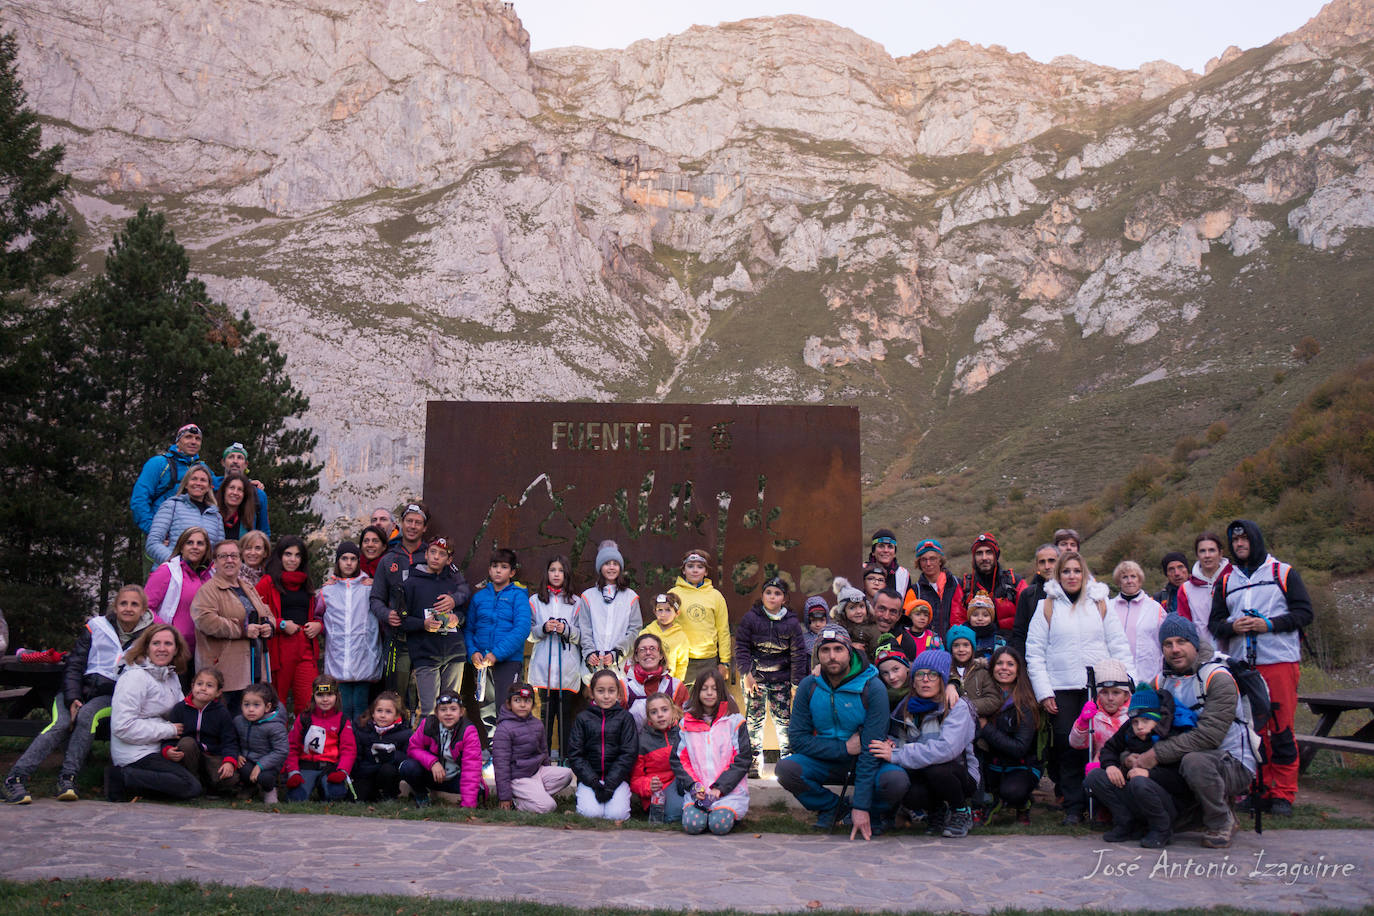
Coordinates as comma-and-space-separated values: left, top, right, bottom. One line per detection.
1109, 559, 1165, 683
145, 463, 224, 565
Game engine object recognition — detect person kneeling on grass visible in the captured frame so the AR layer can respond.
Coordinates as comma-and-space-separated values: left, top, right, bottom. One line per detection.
284, 675, 357, 802
670, 670, 751, 835
400, 692, 482, 807
493, 682, 574, 813
232, 682, 288, 804
567, 669, 638, 821
162, 666, 239, 795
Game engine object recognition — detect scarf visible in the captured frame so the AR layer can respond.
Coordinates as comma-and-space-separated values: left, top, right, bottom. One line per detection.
632, 662, 666, 696
763, 605, 787, 621
906, 696, 940, 717
282, 570, 309, 591
361, 554, 379, 577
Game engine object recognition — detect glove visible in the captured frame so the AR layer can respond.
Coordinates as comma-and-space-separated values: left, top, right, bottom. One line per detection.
1074, 700, 1099, 731
593, 781, 614, 803
286, 771, 304, 790
326, 770, 348, 784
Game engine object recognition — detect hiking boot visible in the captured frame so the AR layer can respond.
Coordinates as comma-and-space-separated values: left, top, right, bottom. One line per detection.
812, 798, 851, 832
1201, 814, 1240, 849
1139, 829, 1172, 849
1103, 822, 1141, 843
262, 788, 278, 805
1269, 799, 1293, 817
943, 805, 974, 838
924, 805, 948, 836
103, 766, 126, 803
4, 775, 31, 805
55, 773, 79, 801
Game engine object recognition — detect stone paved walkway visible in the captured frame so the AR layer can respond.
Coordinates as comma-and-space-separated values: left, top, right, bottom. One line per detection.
2, 801, 1371, 912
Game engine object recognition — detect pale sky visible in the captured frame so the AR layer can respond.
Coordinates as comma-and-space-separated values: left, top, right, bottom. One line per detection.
513, 0, 1330, 73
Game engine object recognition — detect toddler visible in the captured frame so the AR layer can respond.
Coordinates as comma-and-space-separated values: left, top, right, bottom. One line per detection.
233, 683, 288, 803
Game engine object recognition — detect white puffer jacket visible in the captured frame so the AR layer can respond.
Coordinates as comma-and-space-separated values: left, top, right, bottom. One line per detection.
110, 659, 182, 766
1026, 579, 1134, 701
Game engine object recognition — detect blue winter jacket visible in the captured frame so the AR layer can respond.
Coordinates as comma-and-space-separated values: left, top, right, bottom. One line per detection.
130, 446, 201, 533
465, 581, 531, 663
210, 472, 272, 536
787, 654, 887, 812
145, 494, 225, 564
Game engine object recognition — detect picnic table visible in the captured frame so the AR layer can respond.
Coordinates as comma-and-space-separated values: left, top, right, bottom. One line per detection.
1297, 688, 1374, 773
0, 654, 64, 738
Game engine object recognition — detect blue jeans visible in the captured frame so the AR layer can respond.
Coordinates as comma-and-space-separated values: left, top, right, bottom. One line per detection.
663, 782, 685, 823
775, 753, 854, 812
337, 681, 371, 724
287, 767, 351, 802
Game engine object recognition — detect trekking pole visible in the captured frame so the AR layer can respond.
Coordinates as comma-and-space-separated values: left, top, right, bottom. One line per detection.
554, 627, 564, 764
1085, 665, 1097, 822
829, 760, 857, 836
1245, 624, 1265, 835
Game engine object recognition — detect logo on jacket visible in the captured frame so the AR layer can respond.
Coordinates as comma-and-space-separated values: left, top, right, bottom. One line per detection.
389, 562, 399, 573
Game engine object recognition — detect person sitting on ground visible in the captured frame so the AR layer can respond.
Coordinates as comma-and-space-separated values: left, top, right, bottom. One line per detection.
567, 669, 639, 821
976, 645, 1042, 825
284, 675, 357, 803
631, 692, 682, 823
232, 682, 288, 804
162, 666, 239, 795
870, 649, 980, 838
671, 669, 751, 836
1067, 657, 1133, 771
1088, 684, 1185, 849
4, 585, 156, 804
776, 626, 887, 840
492, 682, 574, 814
352, 691, 412, 803
401, 691, 481, 808
104, 624, 202, 802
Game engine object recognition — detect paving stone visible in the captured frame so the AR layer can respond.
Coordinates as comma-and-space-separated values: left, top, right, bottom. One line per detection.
1, 800, 1370, 911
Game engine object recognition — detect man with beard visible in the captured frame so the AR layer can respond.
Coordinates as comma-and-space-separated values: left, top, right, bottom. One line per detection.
959, 533, 1025, 641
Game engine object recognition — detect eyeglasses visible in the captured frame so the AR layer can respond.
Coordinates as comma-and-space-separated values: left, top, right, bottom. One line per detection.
215, 551, 240, 561
912, 670, 942, 681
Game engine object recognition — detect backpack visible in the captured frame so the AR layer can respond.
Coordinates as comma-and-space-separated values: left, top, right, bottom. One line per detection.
1196, 654, 1272, 764
1039, 596, 1107, 628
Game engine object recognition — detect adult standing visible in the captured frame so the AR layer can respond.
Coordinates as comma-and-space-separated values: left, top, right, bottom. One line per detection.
1053, 528, 1081, 554
214, 443, 270, 536
1155, 552, 1189, 615
1178, 531, 1229, 636
144, 463, 224, 566
668, 548, 732, 687
144, 526, 214, 659
1110, 560, 1166, 684
357, 525, 389, 578
216, 471, 260, 540
960, 533, 1025, 640
103, 623, 202, 802
775, 626, 887, 840
190, 540, 275, 715
4, 585, 156, 804
237, 530, 271, 591
256, 535, 319, 716
908, 539, 964, 639
1209, 520, 1313, 816
369, 502, 430, 707
1087, 615, 1253, 848
1009, 543, 1059, 654
130, 423, 203, 548
1025, 551, 1134, 824
866, 529, 911, 598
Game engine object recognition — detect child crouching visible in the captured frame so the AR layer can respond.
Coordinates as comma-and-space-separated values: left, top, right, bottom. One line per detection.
164, 666, 240, 795
353, 691, 413, 802
631, 693, 682, 822
493, 682, 574, 813
232, 683, 288, 803
671, 670, 751, 835
400, 692, 482, 807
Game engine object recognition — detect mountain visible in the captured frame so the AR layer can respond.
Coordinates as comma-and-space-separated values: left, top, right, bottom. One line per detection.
6, 0, 1374, 546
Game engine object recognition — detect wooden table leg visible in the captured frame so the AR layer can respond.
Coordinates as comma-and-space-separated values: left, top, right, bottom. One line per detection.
1299, 708, 1342, 774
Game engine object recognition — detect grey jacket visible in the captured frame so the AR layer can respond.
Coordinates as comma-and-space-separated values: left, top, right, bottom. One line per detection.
145, 494, 225, 564
233, 708, 289, 775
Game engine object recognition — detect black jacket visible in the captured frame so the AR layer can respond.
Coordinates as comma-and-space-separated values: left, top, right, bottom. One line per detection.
732, 603, 808, 684
353, 720, 414, 778
566, 702, 639, 791
62, 611, 155, 703
400, 564, 471, 667
165, 697, 240, 760
978, 698, 1042, 774
1009, 574, 1050, 654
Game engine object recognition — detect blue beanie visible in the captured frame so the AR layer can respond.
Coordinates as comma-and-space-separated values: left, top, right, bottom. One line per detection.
945, 624, 976, 650
1128, 684, 1165, 723
594, 540, 624, 574
914, 538, 944, 558
1158, 613, 1199, 649
910, 649, 952, 684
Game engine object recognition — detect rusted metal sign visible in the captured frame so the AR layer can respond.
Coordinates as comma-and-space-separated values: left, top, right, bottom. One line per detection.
423, 402, 861, 621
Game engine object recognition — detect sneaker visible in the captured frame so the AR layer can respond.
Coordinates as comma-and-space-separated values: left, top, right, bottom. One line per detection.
811, 798, 850, 831
3, 775, 31, 805
747, 764, 761, 780
1269, 799, 1293, 817
943, 806, 974, 838
262, 788, 278, 805
1201, 814, 1240, 849
413, 793, 431, 809
925, 804, 948, 836
1061, 810, 1083, 827
1103, 822, 1141, 843
1139, 829, 1172, 849
103, 766, 126, 803
1016, 807, 1031, 827
55, 774, 79, 801
972, 805, 989, 826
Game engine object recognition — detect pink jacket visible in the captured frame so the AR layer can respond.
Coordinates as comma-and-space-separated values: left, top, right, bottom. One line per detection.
145, 559, 213, 655
1069, 707, 1129, 768
407, 717, 483, 807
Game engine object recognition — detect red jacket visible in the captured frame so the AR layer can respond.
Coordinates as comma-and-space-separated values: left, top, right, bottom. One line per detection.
630, 722, 679, 810
285, 705, 356, 775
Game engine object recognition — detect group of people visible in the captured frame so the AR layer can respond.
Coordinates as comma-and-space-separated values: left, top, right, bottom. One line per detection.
2, 424, 1315, 849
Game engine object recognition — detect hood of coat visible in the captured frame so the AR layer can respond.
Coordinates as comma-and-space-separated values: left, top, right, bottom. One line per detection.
1189, 559, 1230, 586
1044, 578, 1108, 604
131, 658, 179, 682
1226, 519, 1269, 576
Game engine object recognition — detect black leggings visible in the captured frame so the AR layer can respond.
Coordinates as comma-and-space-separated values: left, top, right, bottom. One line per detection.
122, 753, 204, 800
902, 760, 976, 811
539, 689, 579, 756
1048, 688, 1089, 814
353, 762, 402, 801
986, 768, 1038, 809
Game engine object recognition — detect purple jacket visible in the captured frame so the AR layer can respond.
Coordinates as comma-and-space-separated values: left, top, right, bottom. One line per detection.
733, 603, 809, 685
491, 706, 549, 801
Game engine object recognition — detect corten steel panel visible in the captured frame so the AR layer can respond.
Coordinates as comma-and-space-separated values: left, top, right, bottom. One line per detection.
424, 401, 861, 623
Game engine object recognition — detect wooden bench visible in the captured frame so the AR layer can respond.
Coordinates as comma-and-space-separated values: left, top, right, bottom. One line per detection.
1297, 734, 1374, 758
1298, 688, 1374, 773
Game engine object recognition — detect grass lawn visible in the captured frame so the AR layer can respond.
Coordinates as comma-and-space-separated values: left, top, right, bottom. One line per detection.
0, 879, 1366, 916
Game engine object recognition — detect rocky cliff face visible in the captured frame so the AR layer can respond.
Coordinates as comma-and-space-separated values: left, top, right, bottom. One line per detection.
7, 0, 1374, 537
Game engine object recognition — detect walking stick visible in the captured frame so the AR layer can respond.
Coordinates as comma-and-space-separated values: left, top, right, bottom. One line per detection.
1085, 665, 1097, 822
554, 627, 565, 764
829, 760, 857, 836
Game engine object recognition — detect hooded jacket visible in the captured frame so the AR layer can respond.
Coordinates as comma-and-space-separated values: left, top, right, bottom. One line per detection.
145, 493, 225, 565
63, 609, 156, 703
316, 572, 382, 682
353, 719, 414, 780
1208, 519, 1313, 666
1151, 643, 1251, 771
671, 708, 752, 818
576, 585, 642, 673
733, 602, 809, 685
1177, 559, 1230, 637
466, 580, 530, 664
400, 563, 471, 667
165, 696, 240, 763
788, 651, 888, 812
668, 576, 732, 663
110, 659, 183, 766
130, 445, 200, 533
234, 708, 289, 775
491, 706, 551, 802
407, 715, 482, 805
889, 695, 981, 785
145, 557, 213, 657
1025, 579, 1134, 700
527, 588, 586, 691
1110, 590, 1166, 684
566, 701, 639, 791
630, 720, 680, 809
